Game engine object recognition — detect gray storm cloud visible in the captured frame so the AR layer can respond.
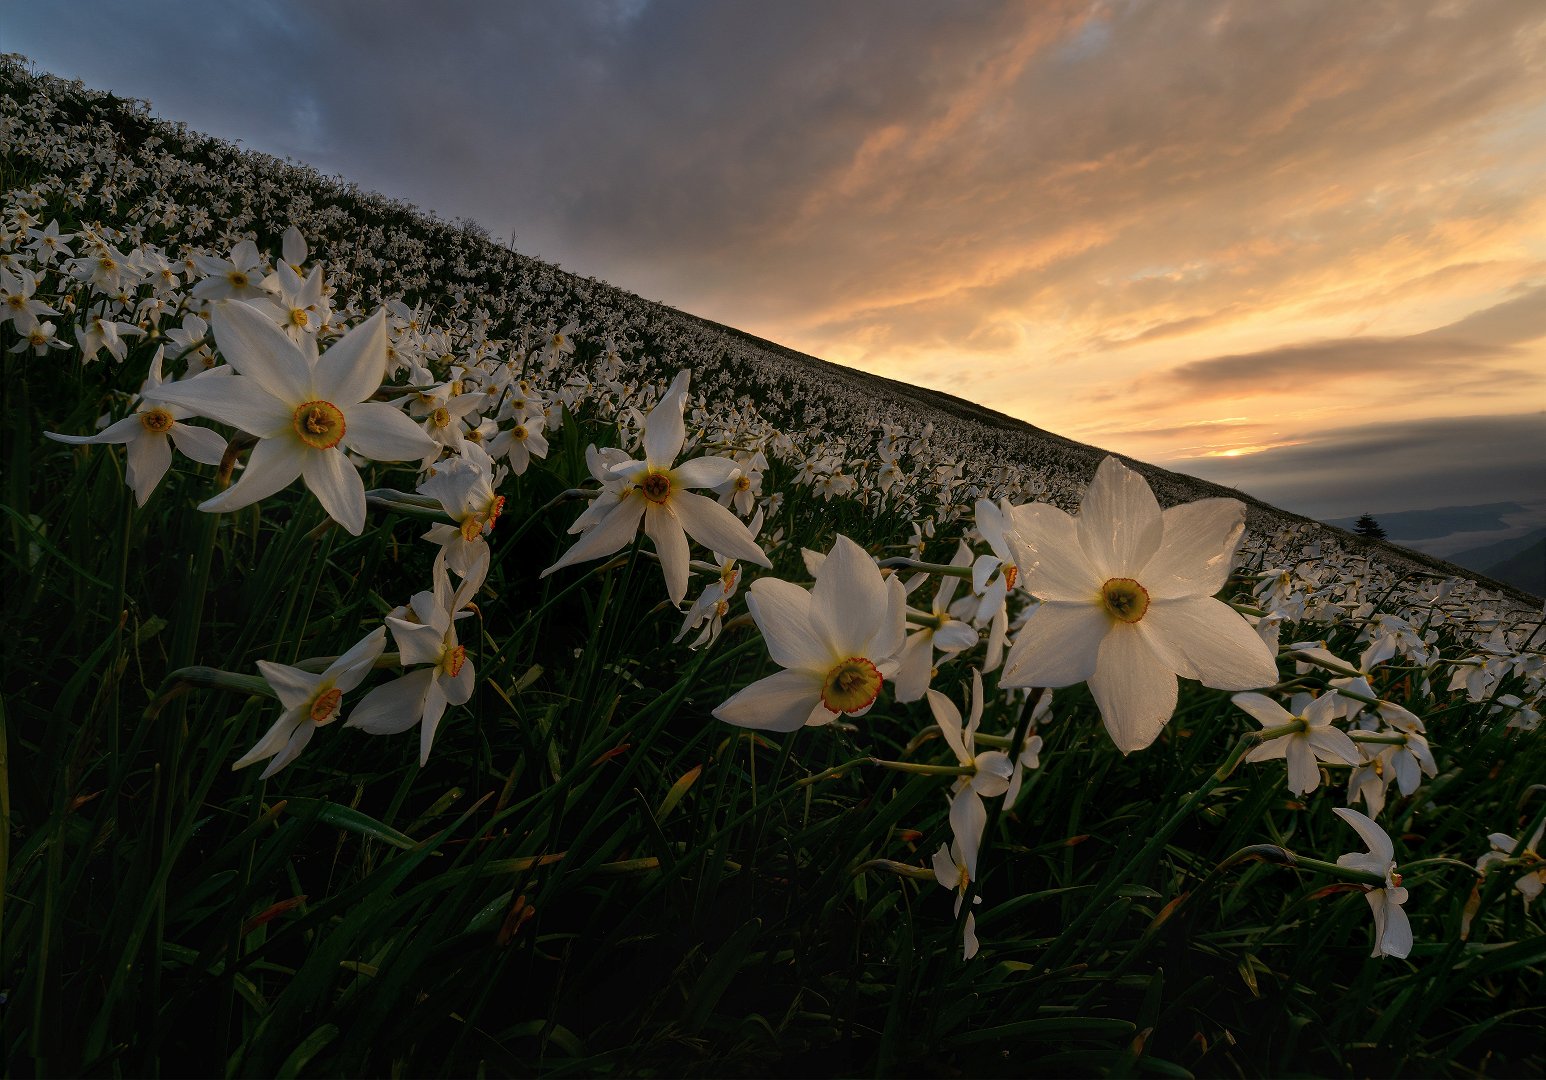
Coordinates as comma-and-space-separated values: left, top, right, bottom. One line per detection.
1169, 414, 1546, 520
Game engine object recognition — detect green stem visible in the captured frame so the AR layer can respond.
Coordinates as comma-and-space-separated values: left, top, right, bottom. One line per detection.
876, 556, 973, 579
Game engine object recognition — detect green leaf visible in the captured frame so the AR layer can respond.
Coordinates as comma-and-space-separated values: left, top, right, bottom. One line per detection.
682, 918, 761, 1033
287, 798, 417, 850
275, 1023, 339, 1079
944, 1017, 1137, 1047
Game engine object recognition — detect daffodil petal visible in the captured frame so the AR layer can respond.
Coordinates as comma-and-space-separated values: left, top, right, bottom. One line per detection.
746, 578, 830, 673
233, 706, 305, 771
302, 448, 366, 535
1000, 601, 1106, 688
168, 421, 229, 466
1004, 502, 1100, 601
200, 435, 305, 513
1286, 738, 1320, 794
642, 381, 687, 468
713, 668, 822, 731
643, 502, 691, 606
1142, 596, 1279, 690
926, 688, 969, 763
1089, 626, 1177, 754
1333, 806, 1395, 864
670, 489, 769, 566
542, 495, 645, 576
124, 429, 173, 505
811, 535, 886, 658
313, 308, 387, 406
322, 626, 388, 692
673, 455, 741, 489
259, 719, 317, 780
346, 669, 434, 735
1076, 457, 1164, 579
149, 374, 291, 438
1142, 498, 1246, 599
211, 298, 315, 403
342, 401, 437, 461
1232, 691, 1291, 728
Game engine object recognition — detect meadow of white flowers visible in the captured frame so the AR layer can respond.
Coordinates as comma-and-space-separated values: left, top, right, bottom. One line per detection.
3, 55, 1542, 1076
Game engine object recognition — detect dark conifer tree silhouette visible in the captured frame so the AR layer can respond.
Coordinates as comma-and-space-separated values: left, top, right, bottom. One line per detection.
1353, 513, 1387, 540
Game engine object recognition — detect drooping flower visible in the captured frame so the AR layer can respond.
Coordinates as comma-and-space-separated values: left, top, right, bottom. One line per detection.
932, 839, 983, 960
1334, 807, 1412, 959
147, 301, 436, 534
713, 534, 906, 731
928, 668, 1013, 887
238, 626, 388, 779
677, 508, 764, 649
1000, 456, 1278, 754
894, 542, 981, 702
1475, 822, 1546, 910
347, 555, 482, 765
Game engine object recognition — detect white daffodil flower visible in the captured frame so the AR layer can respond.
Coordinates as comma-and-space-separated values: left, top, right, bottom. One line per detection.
346, 556, 482, 765
1475, 822, 1546, 910
46, 346, 227, 505
1334, 807, 1412, 959
1000, 456, 1278, 754
895, 542, 981, 703
1236, 691, 1360, 795
928, 668, 1013, 892
542, 370, 769, 606
239, 626, 388, 780
931, 840, 982, 960
148, 300, 436, 535
713, 534, 906, 731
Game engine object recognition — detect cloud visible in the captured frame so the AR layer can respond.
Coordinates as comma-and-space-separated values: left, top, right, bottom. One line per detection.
1164, 413, 1546, 519
1150, 282, 1546, 401
1162, 337, 1508, 395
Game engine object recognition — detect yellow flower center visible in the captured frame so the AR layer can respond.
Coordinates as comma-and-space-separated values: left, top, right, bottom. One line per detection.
227, 270, 249, 287
720, 565, 740, 590
310, 686, 343, 723
440, 644, 466, 678
431, 406, 452, 429
820, 657, 883, 714
1100, 577, 1150, 623
639, 470, 672, 504
1003, 564, 1018, 591
289, 307, 310, 328
734, 474, 751, 491
292, 400, 346, 450
512, 424, 528, 440
139, 407, 175, 434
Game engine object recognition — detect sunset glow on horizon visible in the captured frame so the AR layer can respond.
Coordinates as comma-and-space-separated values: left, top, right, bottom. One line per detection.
11, 0, 1545, 523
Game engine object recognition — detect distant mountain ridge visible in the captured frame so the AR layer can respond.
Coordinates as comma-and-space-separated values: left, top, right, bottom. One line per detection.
1479, 537, 1546, 598
1327, 503, 1525, 541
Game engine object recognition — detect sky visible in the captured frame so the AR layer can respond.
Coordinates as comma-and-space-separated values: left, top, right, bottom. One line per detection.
8, 0, 1545, 534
